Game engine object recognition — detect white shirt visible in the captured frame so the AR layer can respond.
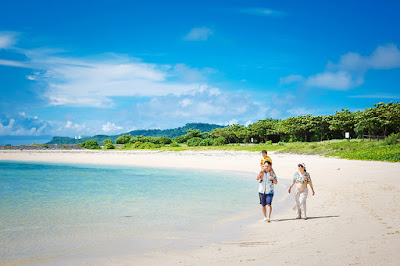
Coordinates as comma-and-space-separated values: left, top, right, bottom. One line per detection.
258, 170, 277, 194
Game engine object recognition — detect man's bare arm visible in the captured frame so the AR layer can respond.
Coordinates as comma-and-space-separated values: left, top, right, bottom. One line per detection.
256, 169, 265, 180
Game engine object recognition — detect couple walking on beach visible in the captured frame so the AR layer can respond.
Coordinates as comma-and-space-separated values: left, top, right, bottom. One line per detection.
257, 150, 315, 222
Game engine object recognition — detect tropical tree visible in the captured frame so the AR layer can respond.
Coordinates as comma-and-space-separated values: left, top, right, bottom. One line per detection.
213, 136, 227, 145
115, 135, 131, 144
247, 119, 279, 143
354, 102, 400, 137
80, 140, 101, 149
186, 129, 203, 139
232, 124, 250, 143
310, 115, 330, 141
329, 109, 356, 138
173, 129, 203, 143
274, 120, 288, 142
211, 127, 234, 143
280, 117, 298, 142
296, 115, 316, 142
103, 139, 112, 145
373, 102, 400, 136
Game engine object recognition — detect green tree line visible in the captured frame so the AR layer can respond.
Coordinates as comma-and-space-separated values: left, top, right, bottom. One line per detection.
47, 123, 224, 145
210, 102, 400, 144
82, 102, 400, 149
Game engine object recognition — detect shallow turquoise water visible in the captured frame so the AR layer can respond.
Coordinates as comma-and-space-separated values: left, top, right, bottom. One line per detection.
0, 161, 259, 263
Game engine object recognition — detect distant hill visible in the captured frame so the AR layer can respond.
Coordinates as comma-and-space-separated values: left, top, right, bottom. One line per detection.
46, 123, 225, 144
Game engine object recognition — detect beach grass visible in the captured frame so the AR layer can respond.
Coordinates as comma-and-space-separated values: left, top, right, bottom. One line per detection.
127, 139, 400, 162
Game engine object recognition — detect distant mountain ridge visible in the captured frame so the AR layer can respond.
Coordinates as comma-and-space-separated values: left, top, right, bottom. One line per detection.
46, 123, 225, 144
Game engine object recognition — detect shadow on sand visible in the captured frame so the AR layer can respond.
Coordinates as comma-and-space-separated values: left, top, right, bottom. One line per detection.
274, 215, 340, 222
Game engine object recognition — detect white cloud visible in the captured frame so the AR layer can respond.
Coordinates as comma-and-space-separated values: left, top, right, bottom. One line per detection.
1, 118, 122, 137
369, 44, 400, 69
287, 107, 310, 116
280, 74, 304, 85
0, 119, 15, 135
0, 31, 226, 111
137, 87, 267, 128
244, 120, 253, 127
18, 112, 38, 119
0, 59, 27, 68
239, 8, 287, 17
1, 49, 220, 107
0, 117, 49, 136
305, 71, 363, 90
179, 98, 192, 107
0, 112, 125, 137
171, 63, 217, 82
0, 30, 289, 134
55, 120, 123, 136
226, 119, 239, 126
334, 44, 400, 71
102, 122, 123, 133
64, 121, 86, 131
183, 27, 214, 41
265, 93, 316, 118
0, 31, 18, 49
332, 52, 364, 71
282, 44, 400, 91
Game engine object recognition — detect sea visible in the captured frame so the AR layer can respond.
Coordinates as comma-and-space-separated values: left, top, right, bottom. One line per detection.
0, 161, 289, 264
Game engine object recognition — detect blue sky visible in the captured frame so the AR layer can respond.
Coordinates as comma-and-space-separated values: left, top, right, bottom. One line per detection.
1, 0, 400, 144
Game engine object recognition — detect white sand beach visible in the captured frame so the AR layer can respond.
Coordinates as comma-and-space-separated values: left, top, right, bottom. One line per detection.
1, 150, 400, 265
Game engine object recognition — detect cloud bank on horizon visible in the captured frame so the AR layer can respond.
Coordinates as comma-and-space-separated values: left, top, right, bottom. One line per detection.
0, 0, 399, 140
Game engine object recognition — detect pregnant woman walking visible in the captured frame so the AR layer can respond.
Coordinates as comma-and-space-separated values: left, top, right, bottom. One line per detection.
288, 163, 315, 220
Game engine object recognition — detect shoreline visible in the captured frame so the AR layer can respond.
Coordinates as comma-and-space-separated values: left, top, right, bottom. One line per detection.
1, 150, 400, 265
0, 149, 271, 173
0, 149, 351, 172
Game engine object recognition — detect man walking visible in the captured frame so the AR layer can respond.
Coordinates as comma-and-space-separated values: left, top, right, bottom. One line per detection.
257, 161, 278, 222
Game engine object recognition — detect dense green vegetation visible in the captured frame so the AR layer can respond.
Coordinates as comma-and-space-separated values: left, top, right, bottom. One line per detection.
103, 139, 115, 149
48, 102, 400, 146
206, 102, 400, 143
76, 135, 400, 162
109, 102, 400, 147
46, 102, 400, 162
79, 140, 101, 149
159, 139, 400, 162
124, 122, 224, 138
46, 123, 225, 144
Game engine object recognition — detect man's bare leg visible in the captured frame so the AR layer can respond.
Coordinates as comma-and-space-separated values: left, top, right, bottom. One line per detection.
267, 204, 272, 220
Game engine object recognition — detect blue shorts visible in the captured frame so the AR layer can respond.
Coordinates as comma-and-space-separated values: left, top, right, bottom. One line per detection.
259, 193, 273, 206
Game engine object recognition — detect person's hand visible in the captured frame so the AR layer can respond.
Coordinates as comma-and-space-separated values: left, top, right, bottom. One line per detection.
288, 188, 291, 194
312, 190, 315, 196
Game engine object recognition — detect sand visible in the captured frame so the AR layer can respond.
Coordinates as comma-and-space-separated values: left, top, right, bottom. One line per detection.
1, 150, 400, 265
